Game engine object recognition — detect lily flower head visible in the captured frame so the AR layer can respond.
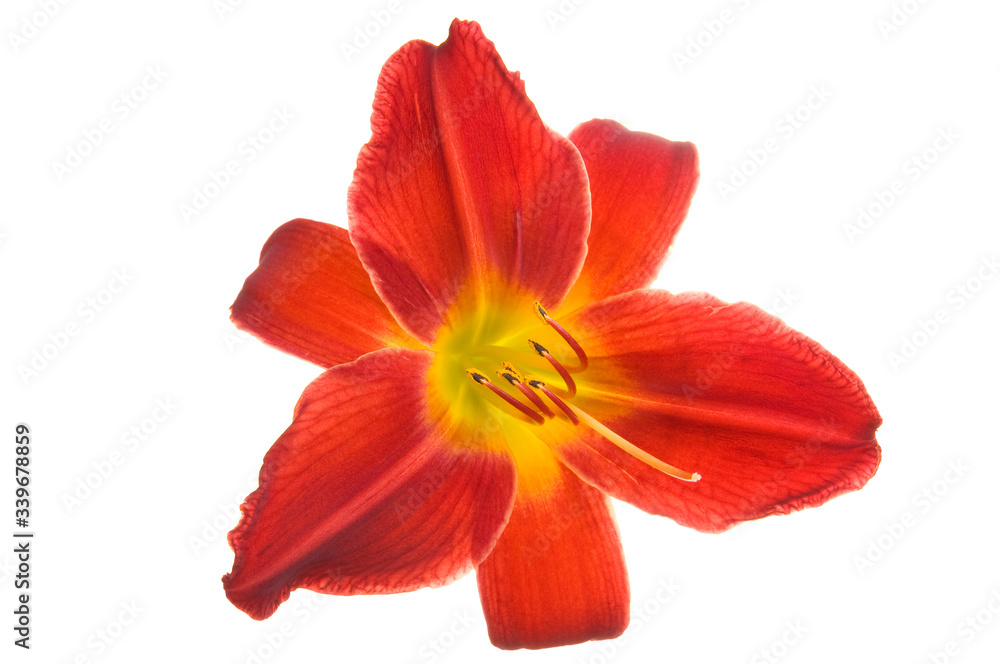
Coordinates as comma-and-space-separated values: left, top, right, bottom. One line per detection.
222, 19, 881, 650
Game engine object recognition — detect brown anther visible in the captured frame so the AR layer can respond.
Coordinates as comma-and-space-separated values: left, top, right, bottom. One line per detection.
466, 369, 490, 384
499, 368, 555, 419
532, 301, 589, 372
527, 339, 577, 397
527, 379, 579, 425
467, 367, 544, 425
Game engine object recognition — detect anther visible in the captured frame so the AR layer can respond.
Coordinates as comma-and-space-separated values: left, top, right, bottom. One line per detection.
533, 301, 589, 372
466, 369, 490, 384
466, 368, 545, 425
528, 339, 577, 397
498, 363, 554, 419
527, 379, 579, 425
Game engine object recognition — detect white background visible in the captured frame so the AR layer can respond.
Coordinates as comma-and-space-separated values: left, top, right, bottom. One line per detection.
3, 0, 999, 662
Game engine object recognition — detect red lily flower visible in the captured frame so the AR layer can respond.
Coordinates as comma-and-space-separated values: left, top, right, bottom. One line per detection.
222, 19, 881, 650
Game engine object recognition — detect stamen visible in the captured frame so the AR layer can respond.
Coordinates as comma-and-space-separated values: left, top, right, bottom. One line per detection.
466, 368, 545, 425
528, 340, 577, 397
567, 403, 701, 482
533, 301, 589, 372
527, 379, 579, 425
498, 361, 523, 381
498, 364, 554, 419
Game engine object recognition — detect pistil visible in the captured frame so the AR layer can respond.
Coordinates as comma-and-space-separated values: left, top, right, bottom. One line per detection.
567, 404, 701, 482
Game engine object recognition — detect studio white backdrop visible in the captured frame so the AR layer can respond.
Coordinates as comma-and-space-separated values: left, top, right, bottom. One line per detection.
3, 1, 998, 663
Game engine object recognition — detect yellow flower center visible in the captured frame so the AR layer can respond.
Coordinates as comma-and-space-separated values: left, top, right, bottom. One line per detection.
428, 295, 699, 488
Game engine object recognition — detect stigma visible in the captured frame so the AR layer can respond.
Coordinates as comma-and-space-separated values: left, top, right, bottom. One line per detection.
465, 303, 700, 483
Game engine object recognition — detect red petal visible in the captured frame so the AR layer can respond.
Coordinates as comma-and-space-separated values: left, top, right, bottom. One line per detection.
231, 219, 421, 367
348, 20, 590, 344
476, 461, 629, 649
564, 119, 698, 308
555, 290, 881, 534
223, 348, 516, 619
